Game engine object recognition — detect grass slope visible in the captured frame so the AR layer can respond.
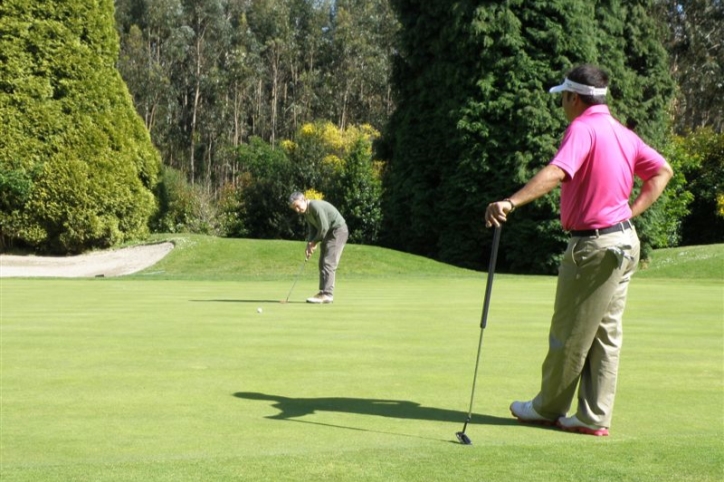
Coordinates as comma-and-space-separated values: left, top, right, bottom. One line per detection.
1, 236, 722, 481
139, 234, 482, 281
143, 234, 723, 281
635, 243, 724, 280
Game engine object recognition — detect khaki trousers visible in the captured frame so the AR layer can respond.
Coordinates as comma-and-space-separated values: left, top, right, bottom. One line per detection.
532, 227, 640, 427
319, 225, 349, 295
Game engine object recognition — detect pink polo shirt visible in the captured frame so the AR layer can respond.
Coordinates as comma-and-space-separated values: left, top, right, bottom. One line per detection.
550, 105, 666, 231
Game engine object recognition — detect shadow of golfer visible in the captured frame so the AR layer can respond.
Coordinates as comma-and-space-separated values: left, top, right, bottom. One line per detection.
233, 391, 515, 426
190, 299, 304, 304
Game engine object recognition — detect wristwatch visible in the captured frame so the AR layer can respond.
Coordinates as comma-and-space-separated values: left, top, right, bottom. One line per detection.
503, 198, 516, 213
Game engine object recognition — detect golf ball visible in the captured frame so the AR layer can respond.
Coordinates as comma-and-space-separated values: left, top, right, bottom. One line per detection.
257, 307, 263, 314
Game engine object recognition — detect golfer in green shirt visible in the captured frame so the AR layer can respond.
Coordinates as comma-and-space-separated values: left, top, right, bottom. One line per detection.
289, 192, 349, 304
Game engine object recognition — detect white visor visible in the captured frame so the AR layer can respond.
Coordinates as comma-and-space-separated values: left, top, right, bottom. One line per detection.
549, 78, 608, 96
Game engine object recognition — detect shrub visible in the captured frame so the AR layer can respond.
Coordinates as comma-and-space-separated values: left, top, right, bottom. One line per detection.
676, 127, 724, 245
0, 0, 160, 253
236, 138, 297, 239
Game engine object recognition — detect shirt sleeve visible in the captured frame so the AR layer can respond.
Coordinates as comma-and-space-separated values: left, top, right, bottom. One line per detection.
634, 141, 667, 181
549, 122, 593, 181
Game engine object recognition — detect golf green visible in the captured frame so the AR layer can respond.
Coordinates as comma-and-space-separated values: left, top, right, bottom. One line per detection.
1, 239, 722, 481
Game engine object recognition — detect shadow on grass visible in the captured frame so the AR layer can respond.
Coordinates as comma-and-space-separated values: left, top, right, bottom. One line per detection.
191, 299, 305, 304
233, 391, 516, 427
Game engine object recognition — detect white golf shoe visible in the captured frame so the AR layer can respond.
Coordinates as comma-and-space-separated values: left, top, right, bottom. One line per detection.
556, 415, 609, 436
306, 292, 333, 304
509, 400, 556, 425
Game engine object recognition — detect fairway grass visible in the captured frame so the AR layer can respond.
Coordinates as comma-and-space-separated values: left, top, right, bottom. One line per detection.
1, 238, 722, 481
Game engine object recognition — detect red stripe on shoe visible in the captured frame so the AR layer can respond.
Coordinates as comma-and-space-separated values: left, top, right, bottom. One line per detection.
556, 420, 609, 436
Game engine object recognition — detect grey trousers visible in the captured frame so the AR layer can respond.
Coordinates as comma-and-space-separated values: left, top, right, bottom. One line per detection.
319, 225, 349, 295
532, 226, 640, 428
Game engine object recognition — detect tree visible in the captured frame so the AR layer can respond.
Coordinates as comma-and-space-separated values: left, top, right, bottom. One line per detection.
114, 0, 399, 206
324, 0, 399, 130
227, 122, 384, 242
382, 0, 481, 261
235, 137, 297, 239
676, 128, 724, 245
654, 0, 724, 134
383, 0, 677, 273
324, 125, 384, 244
0, 0, 160, 253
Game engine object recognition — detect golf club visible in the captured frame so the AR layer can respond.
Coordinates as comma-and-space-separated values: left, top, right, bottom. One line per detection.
455, 225, 502, 445
281, 257, 308, 303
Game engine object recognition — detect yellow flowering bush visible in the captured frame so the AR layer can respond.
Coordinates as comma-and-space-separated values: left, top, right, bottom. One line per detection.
300, 124, 316, 136
293, 121, 381, 165
280, 139, 296, 153
304, 188, 324, 201
323, 154, 344, 171
277, 121, 385, 244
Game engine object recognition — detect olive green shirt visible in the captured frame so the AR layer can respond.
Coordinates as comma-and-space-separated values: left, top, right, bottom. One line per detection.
304, 200, 346, 243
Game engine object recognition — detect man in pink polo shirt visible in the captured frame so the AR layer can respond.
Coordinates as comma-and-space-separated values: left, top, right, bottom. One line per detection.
485, 64, 673, 436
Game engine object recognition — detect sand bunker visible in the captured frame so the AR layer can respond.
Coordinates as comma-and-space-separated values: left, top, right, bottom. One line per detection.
0, 242, 174, 278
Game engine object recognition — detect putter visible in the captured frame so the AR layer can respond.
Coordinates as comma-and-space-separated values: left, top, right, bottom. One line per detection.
281, 257, 308, 303
456, 225, 502, 445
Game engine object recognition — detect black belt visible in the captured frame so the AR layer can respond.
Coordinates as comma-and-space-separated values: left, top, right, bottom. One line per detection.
570, 220, 632, 237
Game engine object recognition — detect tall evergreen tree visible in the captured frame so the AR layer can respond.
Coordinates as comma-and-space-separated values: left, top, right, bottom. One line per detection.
383, 0, 675, 273
382, 0, 481, 261
0, 0, 161, 253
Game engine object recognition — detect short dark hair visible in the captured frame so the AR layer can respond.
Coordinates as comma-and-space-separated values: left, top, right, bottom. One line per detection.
567, 64, 609, 105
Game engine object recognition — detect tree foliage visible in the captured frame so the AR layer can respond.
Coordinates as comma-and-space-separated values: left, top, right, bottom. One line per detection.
115, 0, 399, 195
236, 137, 297, 239
2, 0, 714, 266
0, 0, 161, 253
284, 121, 384, 244
675, 128, 724, 245
151, 165, 222, 235
226, 122, 383, 243
383, 0, 678, 273
654, 0, 724, 134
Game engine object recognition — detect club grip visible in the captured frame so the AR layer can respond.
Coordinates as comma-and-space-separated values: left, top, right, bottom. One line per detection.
480, 226, 501, 329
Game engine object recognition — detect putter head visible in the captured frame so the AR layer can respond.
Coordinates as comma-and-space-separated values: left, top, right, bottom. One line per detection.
455, 431, 472, 445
